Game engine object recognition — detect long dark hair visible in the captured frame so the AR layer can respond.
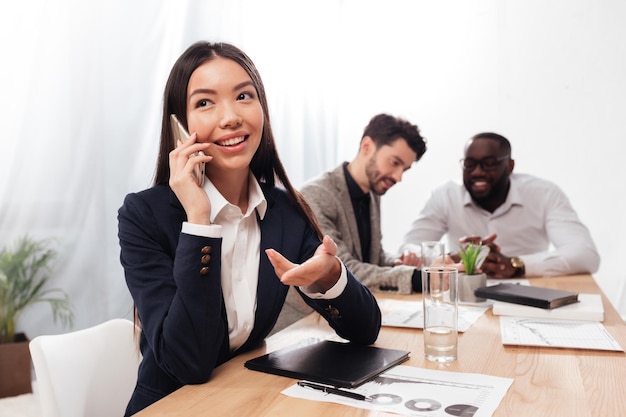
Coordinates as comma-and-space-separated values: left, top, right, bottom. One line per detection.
153, 41, 322, 237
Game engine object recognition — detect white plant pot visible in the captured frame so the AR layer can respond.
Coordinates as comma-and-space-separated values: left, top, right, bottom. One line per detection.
458, 273, 487, 303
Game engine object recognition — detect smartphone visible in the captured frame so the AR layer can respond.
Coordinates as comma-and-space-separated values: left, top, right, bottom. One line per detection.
170, 114, 205, 186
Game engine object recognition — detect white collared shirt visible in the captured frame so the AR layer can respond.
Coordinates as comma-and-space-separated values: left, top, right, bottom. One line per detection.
182, 174, 347, 351
183, 174, 265, 351
400, 173, 600, 276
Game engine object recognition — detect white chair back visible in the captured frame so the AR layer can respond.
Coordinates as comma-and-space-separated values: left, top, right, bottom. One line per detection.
29, 318, 141, 417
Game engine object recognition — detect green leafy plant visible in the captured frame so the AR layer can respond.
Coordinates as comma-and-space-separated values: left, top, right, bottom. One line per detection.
0, 235, 73, 344
458, 243, 489, 275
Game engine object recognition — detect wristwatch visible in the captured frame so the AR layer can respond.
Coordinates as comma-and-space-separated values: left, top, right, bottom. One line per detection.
510, 257, 525, 277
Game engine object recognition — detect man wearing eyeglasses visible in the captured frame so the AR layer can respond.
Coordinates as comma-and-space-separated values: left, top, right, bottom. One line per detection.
400, 132, 600, 278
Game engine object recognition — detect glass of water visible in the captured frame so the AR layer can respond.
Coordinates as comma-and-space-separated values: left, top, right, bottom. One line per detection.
420, 241, 445, 268
422, 266, 458, 363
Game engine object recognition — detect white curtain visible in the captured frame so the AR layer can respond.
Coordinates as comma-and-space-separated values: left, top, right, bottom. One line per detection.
1, 0, 625, 338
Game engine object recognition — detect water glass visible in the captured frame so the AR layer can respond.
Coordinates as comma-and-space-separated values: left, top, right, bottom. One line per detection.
420, 241, 445, 268
422, 266, 458, 363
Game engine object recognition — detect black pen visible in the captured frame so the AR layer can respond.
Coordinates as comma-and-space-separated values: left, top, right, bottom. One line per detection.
297, 381, 372, 402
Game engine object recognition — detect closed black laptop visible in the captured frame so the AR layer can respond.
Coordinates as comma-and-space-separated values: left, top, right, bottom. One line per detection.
244, 338, 410, 388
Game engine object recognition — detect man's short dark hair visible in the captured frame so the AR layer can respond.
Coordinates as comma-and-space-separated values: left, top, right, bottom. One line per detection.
362, 114, 427, 161
470, 132, 512, 155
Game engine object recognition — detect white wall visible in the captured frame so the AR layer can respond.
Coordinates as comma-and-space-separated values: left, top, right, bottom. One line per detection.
313, 0, 626, 317
1, 0, 624, 339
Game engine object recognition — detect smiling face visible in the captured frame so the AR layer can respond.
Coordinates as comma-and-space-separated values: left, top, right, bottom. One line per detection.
462, 137, 513, 210
364, 138, 417, 195
186, 57, 264, 180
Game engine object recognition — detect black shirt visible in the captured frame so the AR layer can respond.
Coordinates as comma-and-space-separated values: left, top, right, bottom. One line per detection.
342, 163, 421, 292
343, 162, 371, 263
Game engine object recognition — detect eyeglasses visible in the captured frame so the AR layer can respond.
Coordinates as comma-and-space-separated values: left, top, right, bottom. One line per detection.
459, 155, 510, 171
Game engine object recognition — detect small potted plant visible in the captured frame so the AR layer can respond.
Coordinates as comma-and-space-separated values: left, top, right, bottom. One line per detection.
457, 242, 490, 303
0, 235, 74, 398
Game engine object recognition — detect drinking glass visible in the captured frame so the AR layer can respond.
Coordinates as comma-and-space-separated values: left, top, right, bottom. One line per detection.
422, 266, 458, 363
420, 241, 445, 268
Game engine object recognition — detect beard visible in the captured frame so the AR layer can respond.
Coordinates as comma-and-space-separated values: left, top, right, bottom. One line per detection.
365, 155, 395, 196
466, 173, 510, 206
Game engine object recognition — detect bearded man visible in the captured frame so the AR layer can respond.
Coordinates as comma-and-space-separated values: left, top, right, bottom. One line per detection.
300, 114, 427, 294
400, 132, 600, 278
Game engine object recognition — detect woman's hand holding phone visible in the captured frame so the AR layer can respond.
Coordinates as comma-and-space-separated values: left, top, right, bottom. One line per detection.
169, 115, 213, 225
170, 114, 207, 186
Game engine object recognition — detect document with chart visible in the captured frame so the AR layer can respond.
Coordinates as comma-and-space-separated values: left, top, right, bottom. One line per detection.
379, 299, 488, 332
499, 316, 623, 351
283, 365, 512, 417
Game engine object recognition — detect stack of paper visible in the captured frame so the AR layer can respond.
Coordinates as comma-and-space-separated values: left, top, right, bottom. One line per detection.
378, 299, 488, 332
499, 316, 622, 351
492, 293, 604, 322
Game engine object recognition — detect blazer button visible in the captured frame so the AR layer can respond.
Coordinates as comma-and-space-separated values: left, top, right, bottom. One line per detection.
201, 254, 211, 264
201, 246, 212, 255
200, 267, 209, 275
324, 305, 341, 319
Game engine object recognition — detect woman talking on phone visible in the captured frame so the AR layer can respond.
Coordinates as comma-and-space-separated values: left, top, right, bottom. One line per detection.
117, 41, 381, 415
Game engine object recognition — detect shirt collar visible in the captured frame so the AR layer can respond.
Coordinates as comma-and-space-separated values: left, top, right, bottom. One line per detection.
504, 177, 523, 207
204, 173, 268, 223
343, 162, 370, 201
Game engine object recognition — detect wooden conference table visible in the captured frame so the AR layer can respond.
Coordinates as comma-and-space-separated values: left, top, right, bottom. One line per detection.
135, 274, 626, 416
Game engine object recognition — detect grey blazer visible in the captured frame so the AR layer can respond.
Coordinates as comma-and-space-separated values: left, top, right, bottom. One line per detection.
301, 164, 415, 294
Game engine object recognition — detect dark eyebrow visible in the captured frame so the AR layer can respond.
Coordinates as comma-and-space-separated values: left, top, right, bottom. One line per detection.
234, 80, 255, 91
189, 88, 215, 98
189, 80, 255, 99
390, 155, 413, 171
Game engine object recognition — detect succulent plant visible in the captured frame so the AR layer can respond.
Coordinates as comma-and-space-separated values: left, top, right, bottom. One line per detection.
458, 242, 489, 275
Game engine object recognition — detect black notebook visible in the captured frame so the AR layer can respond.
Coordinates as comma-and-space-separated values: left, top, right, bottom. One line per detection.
244, 338, 409, 388
474, 283, 579, 309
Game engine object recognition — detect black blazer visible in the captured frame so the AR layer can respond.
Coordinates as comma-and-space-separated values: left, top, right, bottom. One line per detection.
118, 184, 381, 415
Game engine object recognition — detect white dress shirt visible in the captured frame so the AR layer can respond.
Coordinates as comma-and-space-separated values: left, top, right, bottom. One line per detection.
182, 174, 347, 351
400, 173, 600, 276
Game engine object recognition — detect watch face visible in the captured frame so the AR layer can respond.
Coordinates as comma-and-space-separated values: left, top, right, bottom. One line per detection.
509, 257, 525, 277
